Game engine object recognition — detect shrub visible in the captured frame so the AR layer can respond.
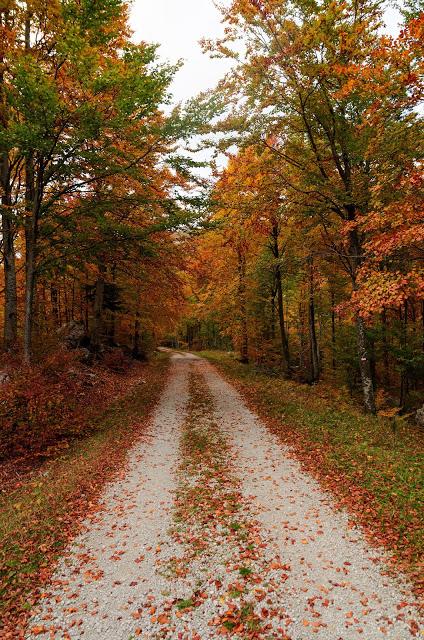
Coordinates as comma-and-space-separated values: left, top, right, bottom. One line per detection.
102, 348, 132, 373
0, 350, 97, 460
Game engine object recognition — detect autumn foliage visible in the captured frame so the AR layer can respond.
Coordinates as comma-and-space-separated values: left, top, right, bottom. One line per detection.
184, 1, 424, 415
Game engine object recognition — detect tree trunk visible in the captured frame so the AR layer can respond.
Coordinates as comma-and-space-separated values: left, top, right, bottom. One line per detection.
399, 301, 408, 409
270, 287, 276, 340
23, 152, 37, 363
349, 226, 376, 413
91, 272, 105, 353
271, 224, 290, 375
1, 162, 17, 351
132, 294, 146, 360
51, 284, 59, 325
0, 10, 17, 351
355, 313, 376, 414
381, 308, 389, 387
237, 247, 249, 363
308, 255, 320, 383
331, 288, 336, 371
84, 275, 89, 332
133, 311, 141, 358
23, 13, 38, 363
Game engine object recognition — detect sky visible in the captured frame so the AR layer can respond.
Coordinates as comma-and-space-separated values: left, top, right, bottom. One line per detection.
129, 0, 232, 106
129, 0, 403, 107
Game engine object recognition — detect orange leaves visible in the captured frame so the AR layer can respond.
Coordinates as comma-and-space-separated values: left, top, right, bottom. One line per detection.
157, 613, 170, 625
30, 627, 48, 636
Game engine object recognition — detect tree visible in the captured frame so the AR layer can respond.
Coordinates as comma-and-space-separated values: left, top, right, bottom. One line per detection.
206, 0, 422, 412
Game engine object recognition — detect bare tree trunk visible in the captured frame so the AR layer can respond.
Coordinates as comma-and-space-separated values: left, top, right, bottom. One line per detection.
23, 152, 37, 363
23, 12, 38, 363
270, 287, 276, 340
381, 307, 389, 387
51, 283, 59, 325
355, 313, 376, 414
421, 300, 424, 352
132, 292, 146, 360
0, 10, 17, 351
84, 275, 89, 332
71, 278, 75, 321
271, 224, 290, 375
91, 269, 105, 353
331, 288, 336, 371
350, 227, 376, 413
399, 301, 409, 409
63, 280, 70, 323
133, 310, 141, 357
237, 247, 249, 363
308, 255, 320, 383
1, 163, 17, 350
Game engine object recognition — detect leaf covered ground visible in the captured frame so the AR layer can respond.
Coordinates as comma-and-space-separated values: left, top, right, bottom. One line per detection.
0, 353, 171, 638
199, 351, 424, 600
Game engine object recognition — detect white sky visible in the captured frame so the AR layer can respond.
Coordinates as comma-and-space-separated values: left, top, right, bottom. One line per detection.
129, 0, 403, 107
129, 0, 232, 105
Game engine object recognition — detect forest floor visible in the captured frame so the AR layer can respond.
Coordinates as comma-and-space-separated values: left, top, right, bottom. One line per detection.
23, 352, 422, 639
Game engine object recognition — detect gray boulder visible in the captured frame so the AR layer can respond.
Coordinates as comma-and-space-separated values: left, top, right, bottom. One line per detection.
416, 405, 424, 428
57, 321, 87, 349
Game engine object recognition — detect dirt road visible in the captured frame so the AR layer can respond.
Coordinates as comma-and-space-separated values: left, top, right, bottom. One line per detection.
27, 353, 421, 639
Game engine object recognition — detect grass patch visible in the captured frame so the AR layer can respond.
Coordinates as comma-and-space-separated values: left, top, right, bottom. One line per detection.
176, 598, 194, 610
0, 353, 170, 635
199, 351, 424, 592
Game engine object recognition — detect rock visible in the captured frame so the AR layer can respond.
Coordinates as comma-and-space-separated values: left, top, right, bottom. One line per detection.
415, 405, 424, 428
78, 348, 92, 364
57, 321, 87, 349
0, 371, 10, 384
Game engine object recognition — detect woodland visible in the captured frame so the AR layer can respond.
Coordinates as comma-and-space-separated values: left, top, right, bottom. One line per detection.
0, 0, 422, 419
0, 0, 423, 634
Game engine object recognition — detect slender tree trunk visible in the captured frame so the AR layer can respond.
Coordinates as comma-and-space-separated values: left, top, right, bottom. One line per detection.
349, 226, 376, 413
0, 10, 17, 351
237, 247, 249, 363
1, 163, 17, 350
22, 12, 38, 363
271, 224, 290, 375
71, 278, 75, 321
51, 284, 59, 325
270, 287, 276, 340
132, 291, 146, 360
133, 306, 141, 358
23, 152, 37, 363
355, 313, 376, 413
91, 270, 105, 353
63, 281, 70, 323
399, 301, 408, 409
307, 255, 320, 383
421, 300, 424, 352
381, 308, 389, 387
331, 288, 336, 371
84, 275, 89, 331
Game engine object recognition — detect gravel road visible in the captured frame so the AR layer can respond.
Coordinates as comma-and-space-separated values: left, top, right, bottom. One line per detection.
27, 352, 422, 639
